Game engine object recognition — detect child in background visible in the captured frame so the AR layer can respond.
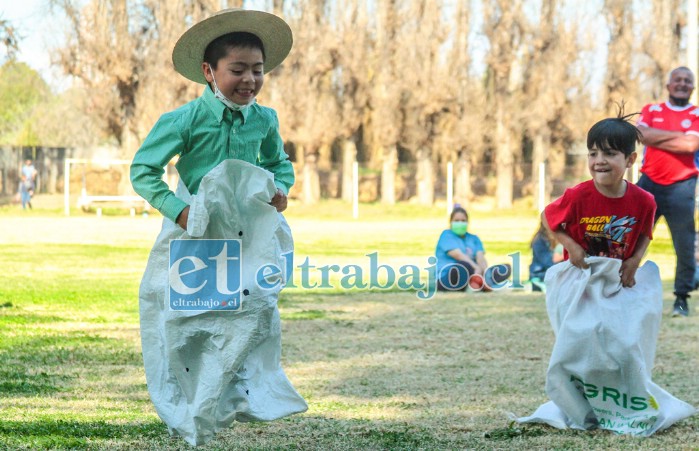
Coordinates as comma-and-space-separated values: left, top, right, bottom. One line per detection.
528, 221, 564, 292
543, 112, 656, 288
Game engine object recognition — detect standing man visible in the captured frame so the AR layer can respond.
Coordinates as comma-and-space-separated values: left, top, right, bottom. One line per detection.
21, 159, 37, 193
637, 66, 699, 317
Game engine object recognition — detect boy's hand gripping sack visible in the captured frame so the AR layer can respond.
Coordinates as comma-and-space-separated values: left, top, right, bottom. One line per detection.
516, 257, 695, 435
139, 160, 307, 446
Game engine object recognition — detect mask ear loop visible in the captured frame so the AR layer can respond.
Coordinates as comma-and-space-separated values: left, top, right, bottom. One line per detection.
207, 63, 220, 90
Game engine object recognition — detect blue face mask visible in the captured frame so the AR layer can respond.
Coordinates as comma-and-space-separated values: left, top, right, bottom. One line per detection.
451, 221, 468, 236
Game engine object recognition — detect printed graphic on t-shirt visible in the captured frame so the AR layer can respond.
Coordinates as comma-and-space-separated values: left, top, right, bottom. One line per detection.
579, 215, 638, 259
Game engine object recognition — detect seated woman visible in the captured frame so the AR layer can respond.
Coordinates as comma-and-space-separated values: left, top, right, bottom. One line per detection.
435, 205, 511, 291
528, 220, 564, 292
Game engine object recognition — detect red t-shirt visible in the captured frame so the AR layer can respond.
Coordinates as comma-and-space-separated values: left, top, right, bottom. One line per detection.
637, 101, 699, 185
544, 180, 656, 261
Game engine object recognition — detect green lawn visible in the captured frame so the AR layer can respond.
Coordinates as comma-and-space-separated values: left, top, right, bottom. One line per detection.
0, 199, 696, 449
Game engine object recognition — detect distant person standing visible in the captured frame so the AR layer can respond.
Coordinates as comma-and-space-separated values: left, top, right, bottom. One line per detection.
21, 159, 37, 194
18, 175, 32, 209
637, 66, 699, 317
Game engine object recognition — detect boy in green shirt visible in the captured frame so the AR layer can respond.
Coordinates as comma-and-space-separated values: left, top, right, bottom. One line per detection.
130, 8, 294, 227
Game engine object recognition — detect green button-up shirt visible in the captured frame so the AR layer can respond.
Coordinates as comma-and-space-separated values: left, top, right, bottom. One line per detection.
130, 87, 295, 222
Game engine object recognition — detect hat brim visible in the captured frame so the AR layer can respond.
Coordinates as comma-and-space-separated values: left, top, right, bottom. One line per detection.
172, 9, 293, 84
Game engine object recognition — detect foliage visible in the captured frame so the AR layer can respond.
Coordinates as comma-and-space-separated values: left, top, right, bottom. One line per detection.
0, 61, 50, 145
27, 87, 107, 148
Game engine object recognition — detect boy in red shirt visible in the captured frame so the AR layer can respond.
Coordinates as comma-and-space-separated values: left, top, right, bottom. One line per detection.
543, 114, 656, 288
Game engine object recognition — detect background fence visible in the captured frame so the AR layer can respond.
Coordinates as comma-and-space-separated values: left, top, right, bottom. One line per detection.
0, 146, 601, 207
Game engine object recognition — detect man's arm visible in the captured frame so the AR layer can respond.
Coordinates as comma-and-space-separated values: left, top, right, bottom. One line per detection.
637, 125, 699, 153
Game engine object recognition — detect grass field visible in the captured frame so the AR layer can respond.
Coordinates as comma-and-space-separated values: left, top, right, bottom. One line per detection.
0, 197, 697, 450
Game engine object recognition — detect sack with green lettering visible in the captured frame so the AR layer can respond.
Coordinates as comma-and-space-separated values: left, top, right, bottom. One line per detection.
516, 257, 695, 435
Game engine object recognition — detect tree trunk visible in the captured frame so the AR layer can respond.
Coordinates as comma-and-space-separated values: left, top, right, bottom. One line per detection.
380, 145, 397, 204
302, 147, 321, 205
532, 132, 550, 210
454, 150, 471, 205
495, 109, 513, 209
341, 138, 356, 202
416, 147, 434, 205
42, 149, 58, 194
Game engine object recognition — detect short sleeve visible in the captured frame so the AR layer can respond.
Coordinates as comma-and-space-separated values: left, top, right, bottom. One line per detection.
639, 189, 657, 240
437, 230, 461, 254
470, 235, 485, 254
544, 189, 574, 232
686, 108, 699, 135
636, 104, 652, 128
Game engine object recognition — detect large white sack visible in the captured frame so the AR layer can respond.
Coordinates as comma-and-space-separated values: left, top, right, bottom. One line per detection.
139, 159, 307, 446
516, 257, 695, 435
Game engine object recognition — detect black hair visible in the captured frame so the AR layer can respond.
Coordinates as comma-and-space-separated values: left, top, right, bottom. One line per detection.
449, 206, 469, 222
586, 106, 642, 157
203, 32, 266, 69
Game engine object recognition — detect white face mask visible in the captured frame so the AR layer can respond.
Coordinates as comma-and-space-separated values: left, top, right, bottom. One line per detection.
208, 64, 255, 111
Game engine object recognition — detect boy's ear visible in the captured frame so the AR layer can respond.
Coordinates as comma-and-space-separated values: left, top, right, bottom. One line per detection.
202, 62, 214, 84
626, 151, 638, 167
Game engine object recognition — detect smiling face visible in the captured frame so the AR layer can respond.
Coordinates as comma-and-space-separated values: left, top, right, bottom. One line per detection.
203, 46, 264, 105
587, 146, 636, 197
667, 68, 694, 106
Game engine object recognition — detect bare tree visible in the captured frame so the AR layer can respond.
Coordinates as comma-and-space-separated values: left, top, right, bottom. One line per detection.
396, 0, 450, 205
639, 0, 682, 101
335, 0, 371, 202
267, 0, 339, 204
604, 0, 637, 114
483, 0, 525, 209
370, 0, 401, 204
0, 16, 19, 61
441, 0, 485, 206
50, 0, 220, 155
519, 0, 586, 209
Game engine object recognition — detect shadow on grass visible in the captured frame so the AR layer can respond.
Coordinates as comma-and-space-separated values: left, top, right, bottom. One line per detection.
0, 332, 141, 396
0, 419, 165, 449
209, 415, 566, 450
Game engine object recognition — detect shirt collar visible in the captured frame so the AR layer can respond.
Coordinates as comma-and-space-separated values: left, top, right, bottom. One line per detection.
202, 86, 250, 124
664, 100, 695, 112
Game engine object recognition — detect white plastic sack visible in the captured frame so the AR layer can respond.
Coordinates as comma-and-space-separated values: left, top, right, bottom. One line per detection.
139, 159, 307, 446
516, 257, 695, 435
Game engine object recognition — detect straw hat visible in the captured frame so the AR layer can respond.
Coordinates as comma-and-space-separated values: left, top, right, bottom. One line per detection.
172, 8, 293, 84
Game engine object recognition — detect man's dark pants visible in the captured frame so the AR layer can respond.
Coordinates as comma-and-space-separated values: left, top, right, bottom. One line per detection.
638, 174, 697, 296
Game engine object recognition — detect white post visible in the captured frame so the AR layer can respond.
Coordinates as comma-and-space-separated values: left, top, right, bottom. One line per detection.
690, 0, 698, 104
352, 161, 359, 219
64, 158, 71, 216
538, 161, 546, 213
446, 162, 453, 217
